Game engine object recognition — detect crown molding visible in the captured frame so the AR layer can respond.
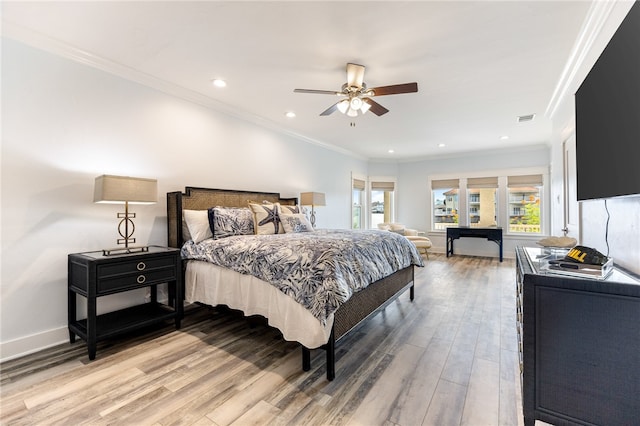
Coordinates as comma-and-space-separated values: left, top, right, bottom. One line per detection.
2, 21, 366, 161
545, 0, 633, 120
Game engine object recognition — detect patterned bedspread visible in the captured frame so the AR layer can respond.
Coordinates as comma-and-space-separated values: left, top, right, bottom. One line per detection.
181, 229, 424, 324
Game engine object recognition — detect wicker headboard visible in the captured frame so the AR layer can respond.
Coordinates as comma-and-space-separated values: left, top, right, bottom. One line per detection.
167, 187, 298, 248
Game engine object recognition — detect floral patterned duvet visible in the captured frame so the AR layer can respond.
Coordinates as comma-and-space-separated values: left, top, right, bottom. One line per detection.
181, 229, 423, 324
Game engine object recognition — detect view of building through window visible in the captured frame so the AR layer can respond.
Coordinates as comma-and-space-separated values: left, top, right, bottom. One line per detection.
508, 187, 541, 233
469, 188, 497, 227
433, 188, 459, 230
507, 174, 543, 234
432, 174, 543, 234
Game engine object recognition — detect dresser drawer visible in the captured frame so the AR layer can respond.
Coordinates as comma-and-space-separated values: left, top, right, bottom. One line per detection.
98, 256, 175, 277
97, 266, 176, 293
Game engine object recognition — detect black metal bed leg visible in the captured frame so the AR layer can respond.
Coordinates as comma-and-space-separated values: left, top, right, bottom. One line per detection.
326, 328, 335, 381
410, 283, 415, 301
302, 346, 311, 371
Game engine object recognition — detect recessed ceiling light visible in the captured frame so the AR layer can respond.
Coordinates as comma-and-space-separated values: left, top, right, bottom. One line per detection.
388, 149, 395, 154
212, 79, 227, 88
285, 111, 296, 118
438, 143, 446, 148
500, 135, 510, 140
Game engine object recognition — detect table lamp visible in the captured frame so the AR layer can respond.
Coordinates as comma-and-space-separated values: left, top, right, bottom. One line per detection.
300, 192, 326, 228
94, 175, 157, 255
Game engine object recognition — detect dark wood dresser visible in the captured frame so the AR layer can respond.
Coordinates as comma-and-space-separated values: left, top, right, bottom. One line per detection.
515, 246, 640, 426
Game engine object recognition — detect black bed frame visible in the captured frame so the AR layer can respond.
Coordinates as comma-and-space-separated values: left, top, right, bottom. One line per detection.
167, 186, 415, 380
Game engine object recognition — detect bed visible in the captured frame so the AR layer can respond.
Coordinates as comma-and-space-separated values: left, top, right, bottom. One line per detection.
167, 186, 423, 380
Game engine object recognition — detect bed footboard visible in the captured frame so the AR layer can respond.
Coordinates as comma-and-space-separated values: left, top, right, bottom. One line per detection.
302, 265, 415, 380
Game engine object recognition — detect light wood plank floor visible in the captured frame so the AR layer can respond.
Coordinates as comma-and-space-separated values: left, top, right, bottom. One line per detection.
1, 254, 523, 425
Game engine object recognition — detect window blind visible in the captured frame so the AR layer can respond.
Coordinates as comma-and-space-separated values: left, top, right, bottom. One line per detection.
508, 174, 543, 187
431, 179, 460, 189
467, 177, 499, 188
371, 181, 395, 191
353, 178, 366, 190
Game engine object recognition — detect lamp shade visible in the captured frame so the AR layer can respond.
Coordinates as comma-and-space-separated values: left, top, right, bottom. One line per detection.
300, 192, 326, 206
94, 175, 157, 204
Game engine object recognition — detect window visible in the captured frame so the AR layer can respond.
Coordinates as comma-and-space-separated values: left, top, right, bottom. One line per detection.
370, 180, 395, 228
432, 179, 459, 230
467, 177, 498, 228
431, 171, 546, 234
508, 174, 543, 234
352, 177, 366, 229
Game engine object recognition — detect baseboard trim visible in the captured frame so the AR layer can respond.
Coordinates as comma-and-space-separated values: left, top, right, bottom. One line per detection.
1, 326, 69, 363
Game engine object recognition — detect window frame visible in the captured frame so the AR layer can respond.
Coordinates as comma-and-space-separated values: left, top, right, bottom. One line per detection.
351, 173, 367, 230
369, 176, 396, 229
507, 174, 544, 234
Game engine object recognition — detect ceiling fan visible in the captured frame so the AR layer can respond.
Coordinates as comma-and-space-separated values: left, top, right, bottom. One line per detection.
294, 63, 418, 117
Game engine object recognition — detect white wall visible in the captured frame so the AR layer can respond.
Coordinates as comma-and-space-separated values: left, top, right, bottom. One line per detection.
0, 38, 367, 360
581, 197, 640, 273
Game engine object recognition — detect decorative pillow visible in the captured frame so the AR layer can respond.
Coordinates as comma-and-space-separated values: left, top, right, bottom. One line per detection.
207, 207, 254, 239
249, 203, 282, 235
183, 209, 213, 243
280, 212, 314, 233
279, 204, 301, 214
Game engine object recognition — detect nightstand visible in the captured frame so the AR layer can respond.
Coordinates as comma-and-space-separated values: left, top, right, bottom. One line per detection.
68, 246, 183, 360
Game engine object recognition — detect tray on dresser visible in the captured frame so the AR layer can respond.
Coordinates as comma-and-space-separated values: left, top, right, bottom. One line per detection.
524, 246, 613, 280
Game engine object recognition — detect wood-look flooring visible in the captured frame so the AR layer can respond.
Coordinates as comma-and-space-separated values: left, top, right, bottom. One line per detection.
1, 254, 523, 425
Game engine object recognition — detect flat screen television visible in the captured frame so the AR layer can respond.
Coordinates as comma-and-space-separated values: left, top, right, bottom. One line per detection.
575, 2, 640, 201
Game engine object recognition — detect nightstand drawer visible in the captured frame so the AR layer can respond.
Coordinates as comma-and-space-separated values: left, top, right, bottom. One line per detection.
98, 256, 175, 277
97, 266, 176, 293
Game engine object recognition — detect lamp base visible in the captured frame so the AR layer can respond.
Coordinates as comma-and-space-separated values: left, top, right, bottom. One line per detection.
102, 246, 149, 256
310, 206, 317, 228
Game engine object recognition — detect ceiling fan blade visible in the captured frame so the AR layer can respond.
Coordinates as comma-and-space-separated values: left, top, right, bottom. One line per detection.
320, 102, 340, 116
346, 63, 365, 88
364, 98, 389, 116
294, 89, 343, 95
368, 82, 418, 96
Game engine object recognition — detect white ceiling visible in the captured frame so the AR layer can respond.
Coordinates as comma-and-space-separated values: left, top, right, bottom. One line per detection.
3, 1, 595, 161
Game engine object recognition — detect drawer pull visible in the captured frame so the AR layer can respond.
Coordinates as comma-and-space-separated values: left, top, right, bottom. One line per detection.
137, 262, 146, 271
137, 275, 146, 284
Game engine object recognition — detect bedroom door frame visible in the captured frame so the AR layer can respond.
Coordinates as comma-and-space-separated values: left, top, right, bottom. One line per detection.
562, 134, 581, 240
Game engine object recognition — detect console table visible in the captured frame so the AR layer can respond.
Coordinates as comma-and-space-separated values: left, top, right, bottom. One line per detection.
516, 246, 640, 426
446, 226, 503, 261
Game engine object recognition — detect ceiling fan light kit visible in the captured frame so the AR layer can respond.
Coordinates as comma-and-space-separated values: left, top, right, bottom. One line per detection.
294, 63, 418, 117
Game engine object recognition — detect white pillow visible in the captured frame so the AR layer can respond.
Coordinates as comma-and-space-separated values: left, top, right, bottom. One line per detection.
280, 212, 314, 233
183, 209, 213, 243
